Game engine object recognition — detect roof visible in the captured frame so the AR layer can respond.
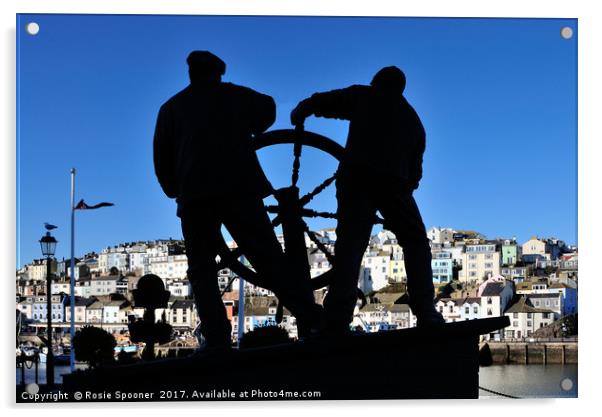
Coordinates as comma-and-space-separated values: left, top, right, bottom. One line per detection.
372, 292, 405, 305
526, 293, 561, 299
87, 301, 104, 310
436, 298, 459, 305
481, 282, 505, 297
243, 305, 271, 316
515, 282, 532, 290
93, 275, 121, 281
171, 299, 195, 310
105, 300, 129, 307
66, 297, 97, 307
360, 303, 411, 313
461, 297, 481, 305
505, 296, 554, 314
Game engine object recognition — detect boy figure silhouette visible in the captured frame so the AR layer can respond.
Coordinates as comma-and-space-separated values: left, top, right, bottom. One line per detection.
291, 66, 444, 332
154, 51, 321, 349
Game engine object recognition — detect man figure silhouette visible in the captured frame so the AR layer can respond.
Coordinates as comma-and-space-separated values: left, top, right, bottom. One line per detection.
291, 66, 444, 332
154, 51, 320, 349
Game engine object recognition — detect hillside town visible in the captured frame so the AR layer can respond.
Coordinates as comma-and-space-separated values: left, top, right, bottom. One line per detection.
16, 227, 578, 349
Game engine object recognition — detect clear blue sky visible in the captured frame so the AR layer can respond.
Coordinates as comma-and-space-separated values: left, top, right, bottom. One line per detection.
16, 14, 577, 267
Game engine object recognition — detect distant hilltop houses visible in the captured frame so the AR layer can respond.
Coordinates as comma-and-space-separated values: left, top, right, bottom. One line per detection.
16, 229, 578, 343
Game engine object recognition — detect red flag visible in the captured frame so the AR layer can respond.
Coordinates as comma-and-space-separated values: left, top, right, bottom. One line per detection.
74, 199, 114, 210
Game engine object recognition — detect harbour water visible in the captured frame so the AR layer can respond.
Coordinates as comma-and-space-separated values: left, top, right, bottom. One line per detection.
17, 363, 577, 399
16, 363, 87, 385
479, 364, 578, 398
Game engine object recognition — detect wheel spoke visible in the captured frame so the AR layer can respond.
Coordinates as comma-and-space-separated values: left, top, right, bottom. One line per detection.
301, 208, 337, 220
303, 221, 335, 264
265, 205, 280, 214
220, 276, 237, 296
271, 215, 282, 228
299, 171, 337, 207
291, 127, 304, 187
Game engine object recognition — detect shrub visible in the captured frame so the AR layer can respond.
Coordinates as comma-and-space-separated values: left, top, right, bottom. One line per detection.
73, 325, 116, 368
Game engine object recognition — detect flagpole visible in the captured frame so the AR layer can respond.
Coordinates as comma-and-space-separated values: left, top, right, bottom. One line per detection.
69, 168, 76, 372
237, 255, 245, 348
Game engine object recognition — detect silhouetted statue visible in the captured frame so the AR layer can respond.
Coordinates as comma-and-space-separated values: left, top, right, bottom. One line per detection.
291, 66, 444, 332
153, 51, 321, 349
129, 274, 172, 360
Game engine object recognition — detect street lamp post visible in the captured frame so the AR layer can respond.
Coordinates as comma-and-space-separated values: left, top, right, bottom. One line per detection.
40, 232, 57, 388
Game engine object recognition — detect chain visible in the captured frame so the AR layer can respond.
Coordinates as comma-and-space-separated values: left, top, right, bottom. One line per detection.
478, 385, 520, 399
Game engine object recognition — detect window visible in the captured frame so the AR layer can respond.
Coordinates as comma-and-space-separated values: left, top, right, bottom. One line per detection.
487, 309, 492, 316
473, 307, 478, 314
465, 307, 469, 314
513, 321, 518, 327
487, 297, 492, 305
527, 313, 532, 319
513, 313, 518, 318
527, 321, 532, 327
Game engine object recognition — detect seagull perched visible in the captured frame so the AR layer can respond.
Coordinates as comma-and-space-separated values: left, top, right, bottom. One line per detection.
44, 223, 58, 231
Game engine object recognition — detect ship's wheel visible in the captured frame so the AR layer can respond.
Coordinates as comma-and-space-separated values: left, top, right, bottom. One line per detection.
216, 128, 381, 320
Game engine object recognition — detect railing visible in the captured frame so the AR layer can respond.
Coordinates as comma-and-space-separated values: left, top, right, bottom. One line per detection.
493, 337, 578, 343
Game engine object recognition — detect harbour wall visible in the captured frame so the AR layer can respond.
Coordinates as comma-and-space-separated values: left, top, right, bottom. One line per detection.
484, 341, 577, 364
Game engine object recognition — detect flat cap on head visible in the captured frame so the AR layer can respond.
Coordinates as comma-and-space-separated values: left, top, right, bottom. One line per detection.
186, 51, 226, 76
370, 66, 406, 94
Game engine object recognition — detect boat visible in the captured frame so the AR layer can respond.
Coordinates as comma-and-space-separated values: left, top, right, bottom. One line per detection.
39, 345, 71, 365
114, 344, 139, 354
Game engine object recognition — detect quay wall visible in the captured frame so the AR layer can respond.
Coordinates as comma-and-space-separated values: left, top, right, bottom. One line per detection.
484, 342, 577, 364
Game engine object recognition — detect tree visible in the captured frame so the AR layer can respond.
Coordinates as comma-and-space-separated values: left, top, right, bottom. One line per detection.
73, 325, 116, 368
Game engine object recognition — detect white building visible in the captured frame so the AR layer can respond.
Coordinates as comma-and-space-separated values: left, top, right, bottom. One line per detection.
149, 254, 188, 280
459, 243, 501, 282
64, 297, 97, 323
361, 251, 391, 291
459, 297, 481, 321
427, 227, 455, 244
28, 295, 66, 323
356, 303, 412, 332
89, 275, 120, 296
167, 280, 192, 297
504, 296, 555, 339
435, 299, 462, 323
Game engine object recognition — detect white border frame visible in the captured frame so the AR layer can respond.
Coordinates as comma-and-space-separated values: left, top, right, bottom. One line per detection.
3, 1, 599, 415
